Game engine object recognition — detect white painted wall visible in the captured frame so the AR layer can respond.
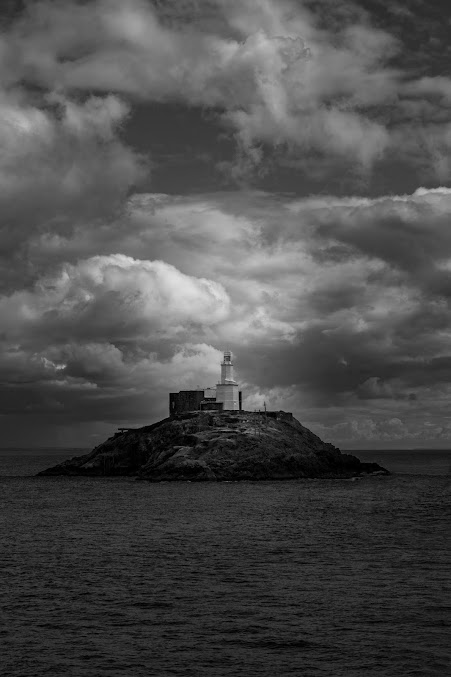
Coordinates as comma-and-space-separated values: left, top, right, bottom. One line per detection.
216, 383, 239, 410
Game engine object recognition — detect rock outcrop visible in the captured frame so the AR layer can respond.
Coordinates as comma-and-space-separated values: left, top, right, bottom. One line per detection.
38, 411, 389, 480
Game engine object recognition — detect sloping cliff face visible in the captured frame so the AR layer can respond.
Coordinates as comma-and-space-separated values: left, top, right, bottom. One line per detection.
38, 411, 388, 480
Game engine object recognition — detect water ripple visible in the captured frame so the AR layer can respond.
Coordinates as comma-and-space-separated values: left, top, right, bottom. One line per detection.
1, 467, 450, 676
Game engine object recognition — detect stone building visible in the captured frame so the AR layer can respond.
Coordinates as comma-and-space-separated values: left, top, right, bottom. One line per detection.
169, 351, 242, 415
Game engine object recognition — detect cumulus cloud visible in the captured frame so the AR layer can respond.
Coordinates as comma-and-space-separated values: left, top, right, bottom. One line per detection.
0, 91, 145, 294
132, 188, 451, 443
3, 0, 451, 446
2, 0, 451, 184
0, 92, 142, 219
20, 190, 451, 390
1, 0, 451, 187
0, 0, 405, 177
0, 254, 230, 344
0, 252, 230, 439
4, 183, 451, 444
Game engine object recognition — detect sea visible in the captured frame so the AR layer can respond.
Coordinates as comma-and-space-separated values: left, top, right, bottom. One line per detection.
1, 448, 450, 677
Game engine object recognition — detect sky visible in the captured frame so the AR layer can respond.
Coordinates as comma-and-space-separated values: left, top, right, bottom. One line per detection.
2, 0, 451, 448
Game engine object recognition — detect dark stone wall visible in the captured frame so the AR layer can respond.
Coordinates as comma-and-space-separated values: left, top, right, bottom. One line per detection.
252, 410, 293, 421
200, 401, 223, 412
277, 411, 293, 422
169, 390, 245, 415
169, 390, 205, 415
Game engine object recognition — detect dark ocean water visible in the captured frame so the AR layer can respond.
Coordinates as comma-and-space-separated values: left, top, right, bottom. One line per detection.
1, 449, 450, 676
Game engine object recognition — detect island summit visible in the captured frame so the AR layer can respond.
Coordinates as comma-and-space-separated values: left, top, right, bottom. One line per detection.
39, 351, 389, 480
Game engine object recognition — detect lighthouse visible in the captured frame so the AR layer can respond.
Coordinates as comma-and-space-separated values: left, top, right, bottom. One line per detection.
215, 351, 240, 411
169, 350, 242, 414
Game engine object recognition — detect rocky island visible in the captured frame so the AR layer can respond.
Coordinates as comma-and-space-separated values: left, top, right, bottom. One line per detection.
38, 410, 389, 480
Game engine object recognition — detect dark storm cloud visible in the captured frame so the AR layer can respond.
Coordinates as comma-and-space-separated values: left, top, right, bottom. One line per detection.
3, 0, 451, 446
0, 93, 145, 294
309, 190, 451, 302
5, 184, 451, 444
308, 284, 364, 314
237, 315, 448, 401
2, 0, 451, 188
0, 0, 406, 177
2, 183, 451, 445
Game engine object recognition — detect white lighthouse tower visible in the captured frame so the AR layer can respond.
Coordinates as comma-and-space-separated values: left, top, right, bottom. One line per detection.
215, 351, 239, 411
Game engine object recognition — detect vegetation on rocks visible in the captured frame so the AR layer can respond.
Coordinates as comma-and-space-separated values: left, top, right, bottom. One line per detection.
38, 411, 389, 480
